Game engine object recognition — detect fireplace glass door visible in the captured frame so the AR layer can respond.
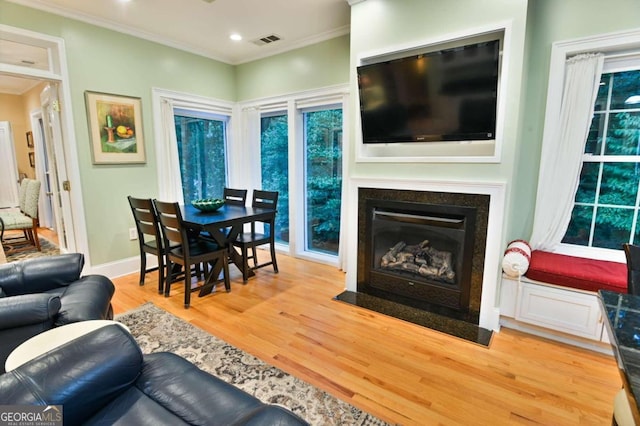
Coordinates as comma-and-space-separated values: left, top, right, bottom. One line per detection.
363, 199, 476, 311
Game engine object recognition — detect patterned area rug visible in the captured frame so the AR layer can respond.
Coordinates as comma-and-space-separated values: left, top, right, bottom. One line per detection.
115, 303, 388, 426
4, 237, 60, 263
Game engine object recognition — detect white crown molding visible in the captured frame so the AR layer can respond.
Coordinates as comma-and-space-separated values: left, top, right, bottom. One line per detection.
6, 0, 351, 66
5, 0, 232, 62
346, 0, 367, 5
233, 25, 351, 65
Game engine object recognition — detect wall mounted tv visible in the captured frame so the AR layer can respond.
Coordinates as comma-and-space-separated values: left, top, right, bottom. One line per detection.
357, 39, 500, 144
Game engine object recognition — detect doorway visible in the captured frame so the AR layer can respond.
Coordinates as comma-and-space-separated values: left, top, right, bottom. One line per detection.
0, 24, 87, 260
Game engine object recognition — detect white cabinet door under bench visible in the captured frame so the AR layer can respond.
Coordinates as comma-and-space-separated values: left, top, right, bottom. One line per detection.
500, 276, 609, 350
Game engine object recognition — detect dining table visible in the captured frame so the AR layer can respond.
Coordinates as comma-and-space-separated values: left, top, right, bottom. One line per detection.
180, 203, 276, 296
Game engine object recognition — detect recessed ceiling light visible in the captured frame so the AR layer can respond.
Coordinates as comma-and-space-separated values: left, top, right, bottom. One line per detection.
230, 34, 242, 41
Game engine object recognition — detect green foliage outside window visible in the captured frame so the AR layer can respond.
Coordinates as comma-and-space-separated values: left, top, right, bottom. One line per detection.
174, 114, 227, 205
563, 70, 640, 249
261, 115, 289, 243
304, 109, 343, 255
260, 109, 343, 255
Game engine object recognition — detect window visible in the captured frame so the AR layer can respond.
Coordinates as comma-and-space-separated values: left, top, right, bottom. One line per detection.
238, 86, 347, 265
304, 108, 343, 255
260, 113, 289, 243
174, 108, 228, 204
563, 68, 640, 249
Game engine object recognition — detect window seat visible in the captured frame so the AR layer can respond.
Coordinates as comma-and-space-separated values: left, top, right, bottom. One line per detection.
526, 250, 627, 293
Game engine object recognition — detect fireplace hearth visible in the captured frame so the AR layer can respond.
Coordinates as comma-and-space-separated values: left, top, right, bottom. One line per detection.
335, 186, 493, 345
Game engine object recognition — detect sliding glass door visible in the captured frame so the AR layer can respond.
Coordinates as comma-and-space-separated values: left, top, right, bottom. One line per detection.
259, 105, 344, 260
303, 108, 343, 255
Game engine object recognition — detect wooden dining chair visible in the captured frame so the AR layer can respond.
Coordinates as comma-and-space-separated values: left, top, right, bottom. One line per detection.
223, 188, 248, 206
232, 190, 279, 282
153, 199, 230, 308
128, 196, 170, 293
623, 243, 640, 295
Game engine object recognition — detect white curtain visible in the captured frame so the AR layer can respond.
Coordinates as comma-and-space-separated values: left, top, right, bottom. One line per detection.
240, 107, 261, 192
158, 98, 183, 202
529, 53, 605, 250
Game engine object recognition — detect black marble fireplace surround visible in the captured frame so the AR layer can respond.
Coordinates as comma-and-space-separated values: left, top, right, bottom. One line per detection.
335, 187, 493, 346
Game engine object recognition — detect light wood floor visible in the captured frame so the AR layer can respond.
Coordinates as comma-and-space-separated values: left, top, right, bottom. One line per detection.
110, 253, 621, 425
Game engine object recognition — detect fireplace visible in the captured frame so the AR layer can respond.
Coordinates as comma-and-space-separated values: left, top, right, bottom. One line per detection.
336, 177, 506, 336
363, 199, 476, 313
355, 188, 490, 325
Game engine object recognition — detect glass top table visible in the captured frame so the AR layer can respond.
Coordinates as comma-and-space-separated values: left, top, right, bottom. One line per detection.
598, 290, 640, 424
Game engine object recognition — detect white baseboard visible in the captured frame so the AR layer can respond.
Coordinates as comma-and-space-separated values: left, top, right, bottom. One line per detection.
499, 317, 612, 355
87, 254, 158, 279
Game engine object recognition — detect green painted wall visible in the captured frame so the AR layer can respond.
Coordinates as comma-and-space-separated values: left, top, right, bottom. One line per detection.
0, 1, 349, 267
349, 0, 529, 248
4, 0, 639, 267
349, 0, 640, 250
235, 35, 350, 101
512, 0, 640, 241
0, 1, 235, 265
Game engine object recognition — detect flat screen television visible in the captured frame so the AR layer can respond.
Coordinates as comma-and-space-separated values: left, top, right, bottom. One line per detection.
357, 39, 500, 144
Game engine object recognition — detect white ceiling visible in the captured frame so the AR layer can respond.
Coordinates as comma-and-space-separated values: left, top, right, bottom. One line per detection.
6, 0, 352, 65
1, 0, 352, 95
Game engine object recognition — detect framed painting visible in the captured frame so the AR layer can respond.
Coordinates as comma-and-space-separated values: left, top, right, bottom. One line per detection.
28, 152, 35, 168
85, 91, 145, 164
26, 131, 34, 148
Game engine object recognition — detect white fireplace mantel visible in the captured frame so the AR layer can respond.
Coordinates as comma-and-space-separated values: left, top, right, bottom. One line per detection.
345, 177, 507, 331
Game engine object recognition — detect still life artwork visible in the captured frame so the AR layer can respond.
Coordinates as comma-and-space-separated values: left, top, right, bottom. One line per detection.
85, 91, 145, 164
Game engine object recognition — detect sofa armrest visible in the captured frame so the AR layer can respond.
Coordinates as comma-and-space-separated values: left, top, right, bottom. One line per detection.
0, 294, 61, 330
0, 253, 84, 295
0, 325, 142, 425
0, 294, 62, 374
55, 275, 115, 326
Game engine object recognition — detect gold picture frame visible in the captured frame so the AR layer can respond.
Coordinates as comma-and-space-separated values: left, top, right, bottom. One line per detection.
85, 91, 145, 164
26, 131, 34, 148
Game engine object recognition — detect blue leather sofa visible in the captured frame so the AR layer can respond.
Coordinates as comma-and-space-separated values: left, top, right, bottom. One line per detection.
0, 324, 309, 425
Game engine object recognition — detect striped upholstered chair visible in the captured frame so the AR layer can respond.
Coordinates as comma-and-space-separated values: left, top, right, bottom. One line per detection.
0, 178, 42, 253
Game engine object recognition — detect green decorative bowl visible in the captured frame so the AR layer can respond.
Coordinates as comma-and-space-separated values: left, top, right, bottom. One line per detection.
191, 198, 225, 212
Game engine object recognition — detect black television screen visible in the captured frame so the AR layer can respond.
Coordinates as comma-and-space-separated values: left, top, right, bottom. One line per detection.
357, 39, 500, 144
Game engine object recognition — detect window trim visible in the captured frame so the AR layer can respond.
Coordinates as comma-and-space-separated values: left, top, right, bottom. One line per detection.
173, 110, 231, 203
301, 105, 344, 259
240, 84, 349, 267
152, 88, 234, 202
542, 28, 640, 262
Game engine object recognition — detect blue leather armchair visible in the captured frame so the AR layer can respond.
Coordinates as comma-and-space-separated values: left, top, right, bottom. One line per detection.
0, 253, 114, 373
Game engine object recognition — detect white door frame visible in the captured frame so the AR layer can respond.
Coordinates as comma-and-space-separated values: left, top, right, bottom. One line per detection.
0, 121, 20, 208
0, 25, 90, 266
30, 110, 54, 230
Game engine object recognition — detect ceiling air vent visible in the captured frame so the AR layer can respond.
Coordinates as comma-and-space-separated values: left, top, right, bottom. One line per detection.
251, 34, 281, 47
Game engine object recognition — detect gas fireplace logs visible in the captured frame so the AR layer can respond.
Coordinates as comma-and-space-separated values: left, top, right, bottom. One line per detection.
380, 240, 455, 283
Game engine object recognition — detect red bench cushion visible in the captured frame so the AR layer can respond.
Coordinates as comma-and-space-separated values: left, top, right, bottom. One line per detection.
526, 250, 627, 293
